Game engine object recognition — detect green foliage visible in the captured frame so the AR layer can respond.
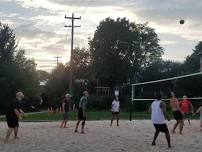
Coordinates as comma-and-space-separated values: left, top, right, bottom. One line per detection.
0, 22, 39, 112
37, 70, 50, 81
183, 41, 202, 72
87, 96, 113, 110
45, 63, 69, 107
89, 17, 163, 87
175, 41, 202, 97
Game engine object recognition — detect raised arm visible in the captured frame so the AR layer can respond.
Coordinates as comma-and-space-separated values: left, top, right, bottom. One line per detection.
194, 106, 202, 115
190, 102, 194, 113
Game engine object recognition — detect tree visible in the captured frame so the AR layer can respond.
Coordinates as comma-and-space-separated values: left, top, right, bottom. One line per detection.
37, 70, 50, 81
0, 22, 39, 112
45, 63, 69, 107
72, 47, 92, 80
176, 41, 202, 96
89, 17, 163, 87
183, 41, 202, 73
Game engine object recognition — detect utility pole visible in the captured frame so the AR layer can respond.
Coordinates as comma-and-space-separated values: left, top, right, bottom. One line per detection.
65, 13, 81, 93
54, 55, 61, 69
199, 51, 202, 71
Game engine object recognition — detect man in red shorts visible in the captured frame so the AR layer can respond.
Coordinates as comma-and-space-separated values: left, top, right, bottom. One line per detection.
180, 95, 193, 125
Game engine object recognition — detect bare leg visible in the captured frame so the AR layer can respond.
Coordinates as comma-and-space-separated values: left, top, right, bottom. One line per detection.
179, 120, 184, 134
172, 121, 180, 133
165, 132, 171, 148
152, 131, 159, 145
110, 114, 115, 126
81, 117, 86, 133
188, 119, 191, 125
64, 120, 67, 128
116, 114, 119, 126
14, 127, 19, 139
60, 121, 64, 128
74, 120, 80, 132
81, 124, 85, 133
4, 128, 13, 142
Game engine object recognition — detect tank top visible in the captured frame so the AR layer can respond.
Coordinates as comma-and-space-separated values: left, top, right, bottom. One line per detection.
151, 100, 166, 124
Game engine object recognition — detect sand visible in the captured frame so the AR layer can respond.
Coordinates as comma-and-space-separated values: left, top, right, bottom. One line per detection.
0, 120, 201, 152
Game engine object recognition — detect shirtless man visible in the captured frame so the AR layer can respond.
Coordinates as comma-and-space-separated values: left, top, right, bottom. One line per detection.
170, 91, 184, 134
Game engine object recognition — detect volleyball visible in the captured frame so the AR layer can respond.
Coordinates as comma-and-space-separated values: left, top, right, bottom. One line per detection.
180, 19, 185, 24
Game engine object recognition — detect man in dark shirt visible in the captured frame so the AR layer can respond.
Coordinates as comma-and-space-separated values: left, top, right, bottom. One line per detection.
60, 93, 71, 128
4, 92, 26, 142
74, 91, 89, 133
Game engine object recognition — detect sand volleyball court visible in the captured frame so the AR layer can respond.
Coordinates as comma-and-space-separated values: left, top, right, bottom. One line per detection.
0, 120, 201, 152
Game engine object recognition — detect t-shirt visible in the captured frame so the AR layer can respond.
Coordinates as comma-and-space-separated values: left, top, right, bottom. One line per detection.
6, 99, 20, 118
63, 99, 70, 113
151, 100, 166, 124
180, 100, 192, 113
79, 96, 88, 110
111, 100, 120, 112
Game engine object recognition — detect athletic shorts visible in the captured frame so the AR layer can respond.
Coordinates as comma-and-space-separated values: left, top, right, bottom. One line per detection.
173, 111, 183, 120
78, 108, 86, 120
112, 112, 119, 114
153, 124, 169, 133
6, 114, 19, 128
63, 113, 69, 120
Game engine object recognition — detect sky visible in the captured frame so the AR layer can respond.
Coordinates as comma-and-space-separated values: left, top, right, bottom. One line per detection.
0, 0, 202, 72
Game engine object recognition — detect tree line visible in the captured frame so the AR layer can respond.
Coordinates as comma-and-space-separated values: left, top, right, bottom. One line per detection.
1, 17, 202, 112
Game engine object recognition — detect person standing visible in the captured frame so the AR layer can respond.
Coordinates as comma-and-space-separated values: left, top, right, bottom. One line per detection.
180, 95, 194, 125
150, 93, 171, 148
170, 91, 184, 134
4, 91, 26, 142
74, 91, 89, 133
110, 96, 120, 126
60, 93, 71, 128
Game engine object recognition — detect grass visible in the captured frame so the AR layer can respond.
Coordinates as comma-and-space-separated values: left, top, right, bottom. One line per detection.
0, 111, 200, 122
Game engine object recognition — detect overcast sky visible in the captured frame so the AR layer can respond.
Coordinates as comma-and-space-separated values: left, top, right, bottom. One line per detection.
0, 0, 202, 71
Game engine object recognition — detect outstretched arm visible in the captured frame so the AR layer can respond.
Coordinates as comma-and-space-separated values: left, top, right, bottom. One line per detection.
193, 106, 202, 115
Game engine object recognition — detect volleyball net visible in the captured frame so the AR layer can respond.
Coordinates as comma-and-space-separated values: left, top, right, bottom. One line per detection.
129, 71, 202, 121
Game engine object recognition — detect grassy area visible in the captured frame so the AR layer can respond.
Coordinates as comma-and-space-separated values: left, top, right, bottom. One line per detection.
0, 111, 200, 122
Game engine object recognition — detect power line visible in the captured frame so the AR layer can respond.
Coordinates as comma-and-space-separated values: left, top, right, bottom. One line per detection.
54, 55, 61, 69
65, 13, 81, 93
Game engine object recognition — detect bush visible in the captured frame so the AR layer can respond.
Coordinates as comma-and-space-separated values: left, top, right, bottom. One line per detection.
87, 96, 113, 110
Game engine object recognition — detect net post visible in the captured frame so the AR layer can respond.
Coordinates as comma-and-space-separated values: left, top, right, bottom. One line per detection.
199, 52, 202, 71
130, 85, 135, 121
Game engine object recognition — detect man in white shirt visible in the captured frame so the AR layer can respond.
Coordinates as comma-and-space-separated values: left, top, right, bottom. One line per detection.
150, 93, 171, 148
110, 96, 120, 126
